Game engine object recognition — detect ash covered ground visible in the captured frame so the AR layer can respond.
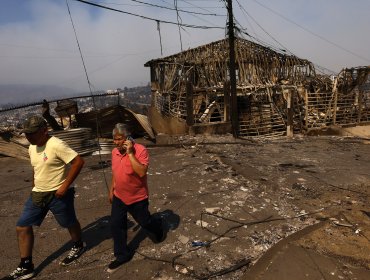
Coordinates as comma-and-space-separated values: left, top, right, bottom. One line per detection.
1, 135, 369, 279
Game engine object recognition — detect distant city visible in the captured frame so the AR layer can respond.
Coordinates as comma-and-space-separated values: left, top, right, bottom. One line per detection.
0, 85, 151, 131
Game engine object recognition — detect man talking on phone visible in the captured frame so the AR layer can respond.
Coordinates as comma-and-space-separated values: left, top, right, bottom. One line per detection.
107, 123, 165, 273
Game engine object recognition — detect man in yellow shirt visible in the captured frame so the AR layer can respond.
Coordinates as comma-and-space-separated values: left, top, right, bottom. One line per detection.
2, 115, 85, 280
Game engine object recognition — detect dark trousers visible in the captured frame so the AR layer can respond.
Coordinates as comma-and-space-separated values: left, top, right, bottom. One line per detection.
111, 195, 162, 261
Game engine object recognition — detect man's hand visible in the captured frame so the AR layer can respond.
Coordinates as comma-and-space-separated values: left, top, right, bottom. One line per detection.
55, 186, 68, 198
125, 139, 134, 154
109, 190, 114, 204
109, 175, 115, 204
55, 155, 84, 198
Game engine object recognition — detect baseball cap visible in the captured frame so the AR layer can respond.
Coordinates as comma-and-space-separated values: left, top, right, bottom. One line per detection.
21, 115, 47, 133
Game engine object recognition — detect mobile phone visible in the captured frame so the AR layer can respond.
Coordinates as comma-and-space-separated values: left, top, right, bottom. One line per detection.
127, 135, 134, 142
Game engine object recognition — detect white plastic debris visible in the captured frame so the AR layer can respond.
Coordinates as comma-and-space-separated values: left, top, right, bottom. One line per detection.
178, 235, 189, 244
205, 207, 221, 214
196, 220, 209, 227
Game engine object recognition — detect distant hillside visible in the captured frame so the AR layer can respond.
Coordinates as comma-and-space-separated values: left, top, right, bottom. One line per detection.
0, 84, 78, 107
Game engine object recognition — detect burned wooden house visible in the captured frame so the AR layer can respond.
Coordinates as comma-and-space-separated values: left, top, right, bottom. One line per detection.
145, 37, 326, 137
306, 66, 370, 129
145, 37, 370, 138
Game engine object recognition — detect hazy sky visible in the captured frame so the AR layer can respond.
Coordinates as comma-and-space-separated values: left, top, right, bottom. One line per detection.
1, 0, 369, 94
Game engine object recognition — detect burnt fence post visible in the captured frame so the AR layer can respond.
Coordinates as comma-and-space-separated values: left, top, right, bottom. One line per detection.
186, 80, 194, 127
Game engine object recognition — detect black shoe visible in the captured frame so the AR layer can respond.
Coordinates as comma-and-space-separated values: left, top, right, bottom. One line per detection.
153, 227, 166, 244
2, 264, 34, 280
146, 217, 166, 244
107, 257, 131, 273
60, 244, 86, 266
152, 220, 167, 244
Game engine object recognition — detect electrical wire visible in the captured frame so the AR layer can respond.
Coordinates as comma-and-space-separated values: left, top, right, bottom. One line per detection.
174, 0, 184, 51
74, 0, 224, 29
66, 0, 110, 191
162, 0, 225, 10
235, 0, 294, 56
251, 0, 370, 64
130, 0, 225, 16
178, 0, 225, 15
235, 0, 337, 74
66, 0, 94, 96
156, 20, 164, 56
134, 207, 326, 279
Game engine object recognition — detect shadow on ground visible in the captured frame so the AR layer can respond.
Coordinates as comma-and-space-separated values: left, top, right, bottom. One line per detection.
35, 215, 113, 274
34, 209, 180, 275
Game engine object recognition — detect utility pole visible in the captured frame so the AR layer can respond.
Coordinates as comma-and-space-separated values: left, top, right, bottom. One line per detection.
227, 0, 239, 137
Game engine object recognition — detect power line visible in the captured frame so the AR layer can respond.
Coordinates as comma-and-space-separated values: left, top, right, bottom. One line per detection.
174, 0, 184, 51
66, 0, 94, 95
159, 0, 225, 9
66, 0, 110, 192
89, 0, 225, 15
235, 0, 294, 56
156, 21, 163, 55
251, 0, 370, 64
84, 0, 142, 7
151, 0, 224, 28
130, 0, 225, 16
235, 0, 336, 74
178, 0, 224, 14
73, 0, 224, 29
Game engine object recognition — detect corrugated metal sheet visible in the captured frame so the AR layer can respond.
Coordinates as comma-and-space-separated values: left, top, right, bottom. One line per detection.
93, 141, 115, 155
0, 139, 29, 160
126, 108, 155, 139
75, 105, 155, 140
50, 128, 98, 155
0, 132, 29, 160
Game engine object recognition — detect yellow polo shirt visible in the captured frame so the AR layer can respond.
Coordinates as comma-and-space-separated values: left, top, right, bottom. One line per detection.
29, 136, 78, 192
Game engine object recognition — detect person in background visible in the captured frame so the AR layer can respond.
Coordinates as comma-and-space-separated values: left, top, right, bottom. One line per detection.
2, 115, 85, 280
108, 123, 165, 273
41, 99, 63, 131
